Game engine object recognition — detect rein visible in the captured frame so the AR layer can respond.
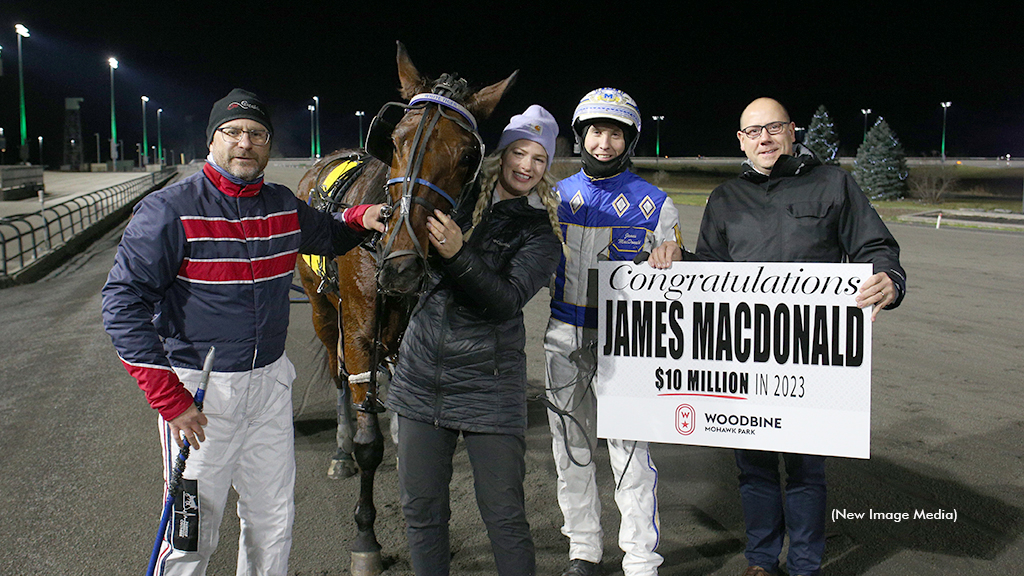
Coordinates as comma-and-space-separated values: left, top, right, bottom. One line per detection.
373, 90, 483, 290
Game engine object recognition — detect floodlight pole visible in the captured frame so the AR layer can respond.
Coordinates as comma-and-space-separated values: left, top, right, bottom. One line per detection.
313, 96, 321, 158
109, 57, 119, 171
652, 116, 664, 157
860, 108, 871, 143
940, 102, 952, 164
16, 24, 30, 163
651, 115, 664, 169
157, 109, 163, 167
308, 105, 315, 159
141, 96, 149, 166
356, 111, 366, 149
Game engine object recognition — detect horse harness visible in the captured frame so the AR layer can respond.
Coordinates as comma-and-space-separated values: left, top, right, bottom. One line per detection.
303, 152, 372, 296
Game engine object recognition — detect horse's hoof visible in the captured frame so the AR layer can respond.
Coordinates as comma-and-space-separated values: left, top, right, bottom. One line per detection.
327, 457, 358, 479
351, 550, 383, 576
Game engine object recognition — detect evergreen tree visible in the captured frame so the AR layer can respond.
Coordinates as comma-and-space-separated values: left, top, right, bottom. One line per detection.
852, 117, 908, 200
803, 105, 840, 165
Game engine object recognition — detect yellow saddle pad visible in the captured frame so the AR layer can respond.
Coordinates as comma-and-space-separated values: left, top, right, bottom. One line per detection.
302, 253, 327, 278
303, 159, 362, 280
321, 160, 361, 192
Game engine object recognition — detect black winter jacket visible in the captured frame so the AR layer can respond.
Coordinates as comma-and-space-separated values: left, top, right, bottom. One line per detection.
387, 194, 562, 434
696, 147, 906, 307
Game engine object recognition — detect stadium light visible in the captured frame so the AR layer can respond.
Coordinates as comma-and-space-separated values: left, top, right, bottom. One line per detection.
940, 102, 952, 163
157, 108, 163, 166
308, 105, 315, 159
16, 24, 30, 163
141, 96, 149, 166
356, 111, 366, 149
109, 57, 119, 170
313, 96, 321, 158
652, 116, 665, 157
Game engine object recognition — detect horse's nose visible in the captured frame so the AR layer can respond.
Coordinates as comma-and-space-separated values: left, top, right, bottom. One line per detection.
379, 256, 423, 295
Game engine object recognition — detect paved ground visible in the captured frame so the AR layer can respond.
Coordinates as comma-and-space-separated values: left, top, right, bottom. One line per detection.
0, 166, 1022, 575
0, 171, 148, 219
897, 207, 1024, 231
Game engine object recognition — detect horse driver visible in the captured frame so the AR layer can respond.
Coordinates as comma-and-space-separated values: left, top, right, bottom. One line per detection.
102, 89, 386, 576
545, 87, 694, 576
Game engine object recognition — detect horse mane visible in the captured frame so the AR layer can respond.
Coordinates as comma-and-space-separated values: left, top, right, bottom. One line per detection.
430, 73, 472, 101
399, 71, 471, 100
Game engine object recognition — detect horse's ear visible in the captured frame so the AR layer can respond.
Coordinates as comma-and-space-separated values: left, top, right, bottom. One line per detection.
465, 70, 519, 122
396, 41, 429, 100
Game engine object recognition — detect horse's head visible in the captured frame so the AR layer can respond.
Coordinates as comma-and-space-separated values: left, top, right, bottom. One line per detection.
366, 42, 517, 295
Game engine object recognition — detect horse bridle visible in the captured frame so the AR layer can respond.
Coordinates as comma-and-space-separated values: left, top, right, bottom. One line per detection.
356, 78, 484, 413
367, 82, 484, 285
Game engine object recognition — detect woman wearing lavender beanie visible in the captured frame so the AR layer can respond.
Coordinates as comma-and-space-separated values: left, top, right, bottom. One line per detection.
387, 104, 565, 576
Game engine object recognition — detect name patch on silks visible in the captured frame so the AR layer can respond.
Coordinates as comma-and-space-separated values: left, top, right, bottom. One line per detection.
172, 479, 200, 552
609, 227, 649, 259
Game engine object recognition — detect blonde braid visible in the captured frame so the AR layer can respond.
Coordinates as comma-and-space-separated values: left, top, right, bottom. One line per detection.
464, 155, 500, 241
534, 173, 569, 258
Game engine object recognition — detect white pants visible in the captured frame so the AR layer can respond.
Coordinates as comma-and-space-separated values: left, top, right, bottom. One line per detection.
545, 318, 662, 576
153, 354, 297, 576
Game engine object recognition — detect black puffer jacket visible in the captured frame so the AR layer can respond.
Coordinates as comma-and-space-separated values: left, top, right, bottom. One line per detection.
697, 145, 906, 308
387, 195, 562, 435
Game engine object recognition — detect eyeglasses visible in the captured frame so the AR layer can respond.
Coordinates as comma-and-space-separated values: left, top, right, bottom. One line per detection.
740, 121, 790, 140
217, 127, 271, 146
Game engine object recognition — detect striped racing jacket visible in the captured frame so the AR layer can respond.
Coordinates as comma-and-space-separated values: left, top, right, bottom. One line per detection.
101, 164, 367, 421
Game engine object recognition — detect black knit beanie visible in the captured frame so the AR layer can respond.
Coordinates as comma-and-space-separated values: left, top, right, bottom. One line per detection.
206, 89, 274, 144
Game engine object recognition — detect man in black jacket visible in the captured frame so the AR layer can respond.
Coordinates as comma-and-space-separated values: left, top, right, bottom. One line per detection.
696, 97, 904, 318
683, 97, 906, 576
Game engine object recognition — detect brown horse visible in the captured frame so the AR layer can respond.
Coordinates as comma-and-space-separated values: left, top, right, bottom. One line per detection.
295, 42, 516, 575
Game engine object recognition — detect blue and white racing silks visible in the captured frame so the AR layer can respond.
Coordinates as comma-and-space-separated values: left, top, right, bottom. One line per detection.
550, 169, 681, 328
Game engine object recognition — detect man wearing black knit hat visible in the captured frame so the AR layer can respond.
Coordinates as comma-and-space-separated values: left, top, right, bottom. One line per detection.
102, 89, 386, 575
205, 88, 275, 182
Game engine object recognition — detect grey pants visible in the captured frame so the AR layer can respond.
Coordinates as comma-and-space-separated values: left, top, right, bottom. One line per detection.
397, 415, 535, 576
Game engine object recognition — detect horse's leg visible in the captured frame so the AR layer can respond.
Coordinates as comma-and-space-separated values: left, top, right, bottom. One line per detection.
338, 252, 388, 576
350, 411, 385, 575
332, 381, 358, 479
350, 303, 410, 576
329, 300, 359, 480
297, 262, 357, 479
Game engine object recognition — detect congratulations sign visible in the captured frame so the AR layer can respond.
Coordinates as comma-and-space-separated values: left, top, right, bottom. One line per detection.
595, 261, 874, 459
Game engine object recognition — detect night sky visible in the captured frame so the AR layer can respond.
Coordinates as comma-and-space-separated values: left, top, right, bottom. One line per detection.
1, 2, 1020, 168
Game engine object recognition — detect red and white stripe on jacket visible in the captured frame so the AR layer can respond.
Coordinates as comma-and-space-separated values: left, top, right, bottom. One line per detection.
102, 165, 366, 420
